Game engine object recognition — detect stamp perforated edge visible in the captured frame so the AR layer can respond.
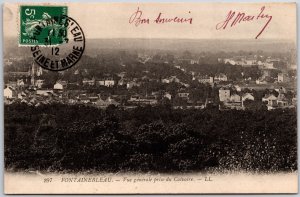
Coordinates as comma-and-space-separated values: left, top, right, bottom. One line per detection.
17, 3, 69, 47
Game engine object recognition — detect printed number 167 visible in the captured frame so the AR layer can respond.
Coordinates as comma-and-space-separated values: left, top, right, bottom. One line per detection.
44, 178, 52, 183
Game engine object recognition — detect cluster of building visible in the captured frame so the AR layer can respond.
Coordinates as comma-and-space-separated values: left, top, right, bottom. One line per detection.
3, 63, 169, 108
218, 86, 296, 110
4, 54, 297, 111
220, 55, 296, 69
4, 83, 177, 109
193, 73, 228, 85
261, 88, 297, 110
4, 86, 121, 108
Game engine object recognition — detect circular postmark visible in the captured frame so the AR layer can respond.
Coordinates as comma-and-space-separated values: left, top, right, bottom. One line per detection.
30, 15, 85, 71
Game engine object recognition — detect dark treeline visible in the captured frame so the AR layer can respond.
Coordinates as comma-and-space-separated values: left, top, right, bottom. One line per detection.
5, 103, 297, 173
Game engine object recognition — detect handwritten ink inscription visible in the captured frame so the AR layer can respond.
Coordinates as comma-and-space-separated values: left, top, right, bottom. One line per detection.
129, 6, 273, 39
129, 7, 193, 26
216, 6, 272, 39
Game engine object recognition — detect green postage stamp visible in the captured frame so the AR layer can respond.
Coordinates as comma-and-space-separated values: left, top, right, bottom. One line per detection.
20, 5, 68, 45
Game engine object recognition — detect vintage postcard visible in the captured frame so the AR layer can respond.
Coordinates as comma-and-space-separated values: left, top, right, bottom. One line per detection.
3, 2, 297, 194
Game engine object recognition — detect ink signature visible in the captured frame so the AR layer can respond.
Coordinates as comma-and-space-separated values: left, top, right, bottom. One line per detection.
216, 6, 272, 39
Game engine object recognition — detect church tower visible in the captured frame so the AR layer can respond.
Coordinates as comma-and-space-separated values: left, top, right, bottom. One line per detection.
36, 65, 43, 77
30, 62, 35, 86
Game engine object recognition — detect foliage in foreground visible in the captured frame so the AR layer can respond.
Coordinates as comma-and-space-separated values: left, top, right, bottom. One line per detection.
4, 103, 297, 172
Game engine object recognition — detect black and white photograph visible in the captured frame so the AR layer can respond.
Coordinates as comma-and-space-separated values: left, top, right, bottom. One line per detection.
2, 2, 298, 194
